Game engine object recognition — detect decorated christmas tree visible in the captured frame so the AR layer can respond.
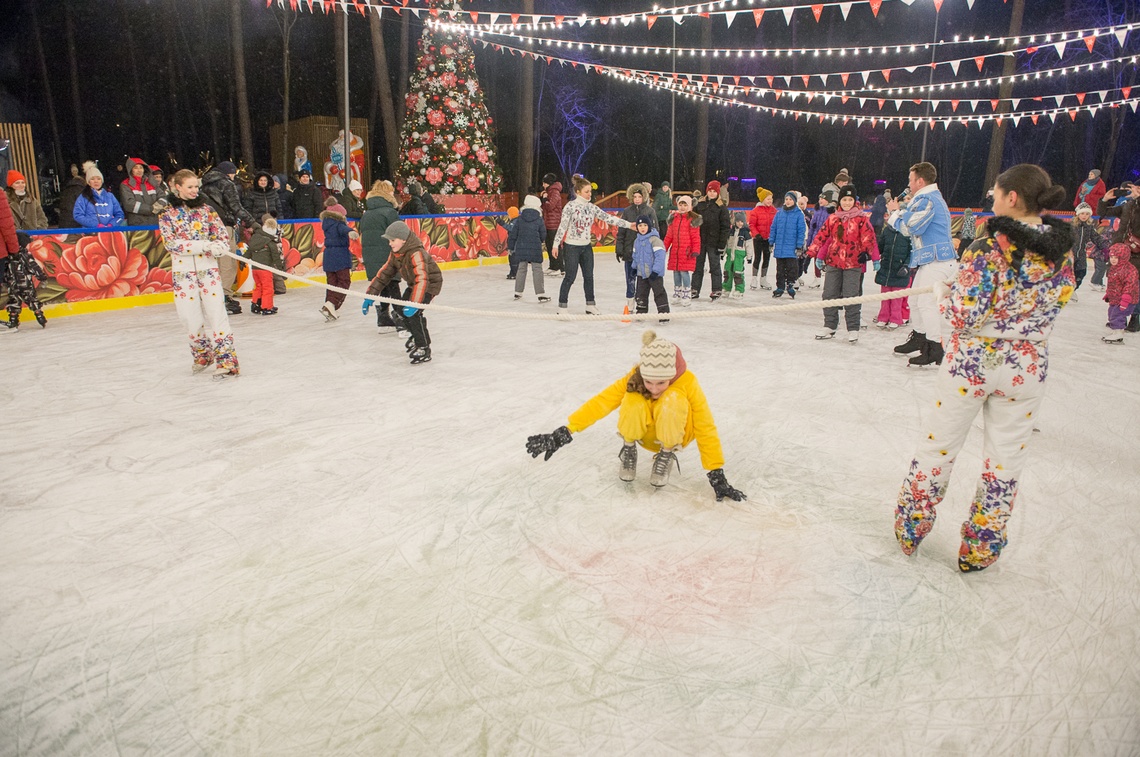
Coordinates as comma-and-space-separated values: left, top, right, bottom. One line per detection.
398, 8, 503, 195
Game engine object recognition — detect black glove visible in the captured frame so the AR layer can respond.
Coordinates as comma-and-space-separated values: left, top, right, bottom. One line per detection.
708, 468, 746, 502
526, 426, 573, 461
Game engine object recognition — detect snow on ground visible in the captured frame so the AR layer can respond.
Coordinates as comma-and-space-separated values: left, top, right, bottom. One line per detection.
1, 258, 1138, 756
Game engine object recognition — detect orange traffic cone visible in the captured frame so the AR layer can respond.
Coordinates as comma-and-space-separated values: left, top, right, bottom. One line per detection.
621, 304, 631, 324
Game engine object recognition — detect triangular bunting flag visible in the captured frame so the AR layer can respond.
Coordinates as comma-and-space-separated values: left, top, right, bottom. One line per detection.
1076, 92, 1086, 104
734, 76, 740, 85
1052, 95, 1064, 107
752, 9, 765, 26
951, 100, 960, 111
1115, 29, 1127, 47
905, 66, 917, 73
858, 98, 867, 107
1052, 41, 1066, 58
1123, 86, 1132, 99
1069, 109, 1078, 121
801, 75, 810, 86
966, 0, 975, 6
841, 72, 850, 86
949, 60, 961, 75
811, 5, 823, 22
823, 94, 833, 104
554, 15, 564, 25
1131, 100, 1138, 112
842, 96, 850, 104
489, 12, 499, 25
1026, 46, 1038, 54
1096, 90, 1108, 102
780, 76, 791, 86
933, 0, 944, 9
1032, 114, 1039, 124
877, 99, 885, 109
781, 7, 794, 24
855, 71, 866, 86
881, 69, 891, 83
774, 90, 782, 100
766, 76, 775, 87
871, 118, 878, 128
990, 99, 1000, 110
647, 14, 656, 29
1011, 98, 1020, 109
469, 11, 478, 22
1011, 115, 1021, 126
1084, 35, 1096, 53
725, 11, 738, 26
974, 56, 985, 71
869, 0, 882, 17
817, 74, 828, 86
839, 3, 853, 19
511, 13, 520, 23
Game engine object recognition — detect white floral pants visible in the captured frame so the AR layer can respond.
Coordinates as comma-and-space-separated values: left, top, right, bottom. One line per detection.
172, 253, 239, 373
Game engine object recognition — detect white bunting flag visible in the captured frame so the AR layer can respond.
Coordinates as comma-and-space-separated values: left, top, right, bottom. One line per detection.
1115, 29, 1127, 47
1011, 115, 1021, 127
1052, 95, 1064, 107
1052, 41, 1066, 58
782, 7, 795, 24
966, 0, 975, 7
1010, 98, 1020, 110
949, 60, 961, 75
724, 11, 738, 27
839, 3, 853, 19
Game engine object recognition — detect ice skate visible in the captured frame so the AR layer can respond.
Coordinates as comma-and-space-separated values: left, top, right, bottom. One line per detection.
224, 296, 242, 315
626, 297, 635, 312
260, 307, 278, 315
749, 275, 759, 291
513, 293, 523, 301
319, 302, 338, 321
537, 295, 551, 303
250, 302, 262, 314
649, 448, 679, 488
758, 276, 772, 290
405, 335, 417, 353
211, 366, 238, 381
772, 289, 784, 298
377, 311, 397, 334
815, 328, 836, 340
618, 443, 638, 482
709, 291, 722, 301
191, 359, 213, 374
409, 346, 432, 364
787, 287, 796, 299
1102, 330, 1125, 344
585, 304, 600, 315
847, 331, 859, 344
908, 339, 944, 367
894, 330, 926, 356
681, 288, 692, 307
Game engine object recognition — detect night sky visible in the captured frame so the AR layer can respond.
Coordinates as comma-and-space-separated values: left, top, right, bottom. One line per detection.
1, 0, 1137, 206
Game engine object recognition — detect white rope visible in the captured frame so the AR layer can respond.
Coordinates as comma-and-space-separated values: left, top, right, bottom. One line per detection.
222, 250, 933, 322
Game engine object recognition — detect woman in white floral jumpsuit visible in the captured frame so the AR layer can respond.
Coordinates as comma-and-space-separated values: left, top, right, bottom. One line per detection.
895, 164, 1075, 572
158, 170, 240, 379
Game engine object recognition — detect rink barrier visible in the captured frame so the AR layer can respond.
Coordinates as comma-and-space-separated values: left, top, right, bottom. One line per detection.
220, 250, 935, 322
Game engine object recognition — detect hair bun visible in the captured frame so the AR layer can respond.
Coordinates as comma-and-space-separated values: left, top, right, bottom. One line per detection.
642, 330, 658, 346
1038, 183, 1067, 210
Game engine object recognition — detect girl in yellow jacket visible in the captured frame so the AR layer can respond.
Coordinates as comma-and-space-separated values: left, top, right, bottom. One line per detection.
526, 331, 747, 501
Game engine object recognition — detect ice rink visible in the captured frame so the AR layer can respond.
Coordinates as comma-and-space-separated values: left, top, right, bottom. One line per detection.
2, 258, 1138, 756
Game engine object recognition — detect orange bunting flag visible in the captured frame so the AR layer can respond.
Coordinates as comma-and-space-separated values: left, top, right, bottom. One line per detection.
774, 90, 783, 100
1123, 86, 1132, 99
1031, 114, 1040, 124
429, 7, 439, 16
811, 5, 823, 21
868, 0, 883, 17
974, 56, 985, 71
841, 72, 850, 86
881, 69, 891, 83
871, 118, 878, 128
1084, 35, 1096, 53
554, 15, 564, 24
469, 11, 478, 22
1076, 92, 1086, 104
511, 13, 520, 23
801, 75, 810, 86
1069, 110, 1078, 121
753, 9, 765, 25
877, 99, 885, 109
990, 99, 1000, 110
647, 15, 657, 29
766, 76, 775, 87
951, 100, 960, 111
933, 0, 943, 9
841, 96, 850, 104
1026, 46, 1038, 54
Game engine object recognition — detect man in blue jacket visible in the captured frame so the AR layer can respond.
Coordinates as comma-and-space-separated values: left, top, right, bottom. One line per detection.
886, 162, 955, 367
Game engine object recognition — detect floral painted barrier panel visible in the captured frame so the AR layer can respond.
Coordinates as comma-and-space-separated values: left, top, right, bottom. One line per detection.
9, 215, 517, 310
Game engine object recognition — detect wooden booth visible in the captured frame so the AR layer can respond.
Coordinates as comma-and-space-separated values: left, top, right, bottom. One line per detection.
0, 123, 40, 202
269, 116, 370, 189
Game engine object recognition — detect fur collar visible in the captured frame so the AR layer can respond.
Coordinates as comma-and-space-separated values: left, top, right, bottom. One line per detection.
320, 208, 346, 223
168, 193, 205, 209
984, 215, 1072, 260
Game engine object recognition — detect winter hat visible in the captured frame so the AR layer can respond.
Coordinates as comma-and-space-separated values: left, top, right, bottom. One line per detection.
756, 186, 772, 202
834, 169, 851, 184
837, 185, 858, 202
1108, 243, 1131, 262
506, 206, 519, 219
636, 214, 654, 228
326, 203, 347, 216
216, 161, 237, 176
382, 220, 411, 242
706, 180, 721, 195
639, 330, 684, 382
660, 181, 670, 190
7, 170, 25, 185
261, 214, 278, 233
523, 194, 542, 212
819, 189, 836, 204
1075, 202, 1093, 215
149, 164, 162, 174
83, 161, 103, 181
349, 179, 363, 192
784, 191, 798, 203
298, 169, 312, 178
1090, 169, 1102, 179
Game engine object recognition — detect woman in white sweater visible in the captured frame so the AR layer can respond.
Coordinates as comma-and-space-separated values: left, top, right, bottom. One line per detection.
552, 176, 635, 314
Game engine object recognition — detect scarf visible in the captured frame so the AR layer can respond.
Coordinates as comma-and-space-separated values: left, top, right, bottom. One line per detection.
833, 206, 863, 221
127, 176, 155, 193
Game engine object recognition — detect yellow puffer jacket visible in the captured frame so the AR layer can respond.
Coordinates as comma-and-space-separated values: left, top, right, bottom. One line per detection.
567, 368, 725, 471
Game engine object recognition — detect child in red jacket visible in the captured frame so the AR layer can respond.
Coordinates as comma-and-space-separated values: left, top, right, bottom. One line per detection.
1103, 243, 1139, 344
806, 185, 880, 343
664, 195, 702, 307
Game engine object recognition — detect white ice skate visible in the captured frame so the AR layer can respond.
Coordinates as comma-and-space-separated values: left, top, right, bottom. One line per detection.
649, 449, 679, 488
815, 328, 836, 340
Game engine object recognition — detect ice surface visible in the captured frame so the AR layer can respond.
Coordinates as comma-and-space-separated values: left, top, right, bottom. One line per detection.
1, 260, 1138, 755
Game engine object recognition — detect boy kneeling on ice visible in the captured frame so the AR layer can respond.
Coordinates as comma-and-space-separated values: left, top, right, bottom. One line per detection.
526, 331, 746, 501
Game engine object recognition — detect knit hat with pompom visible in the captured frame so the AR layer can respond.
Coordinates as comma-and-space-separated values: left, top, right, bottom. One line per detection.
639, 331, 687, 382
